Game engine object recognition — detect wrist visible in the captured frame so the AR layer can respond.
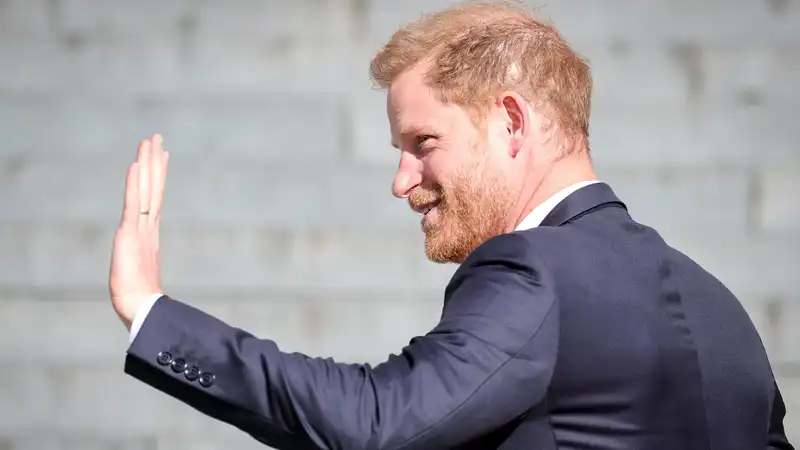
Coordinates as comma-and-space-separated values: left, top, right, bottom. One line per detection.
127, 293, 164, 342
115, 293, 164, 332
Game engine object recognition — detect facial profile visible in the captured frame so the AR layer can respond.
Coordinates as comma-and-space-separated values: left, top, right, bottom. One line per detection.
370, 1, 593, 264
387, 65, 515, 264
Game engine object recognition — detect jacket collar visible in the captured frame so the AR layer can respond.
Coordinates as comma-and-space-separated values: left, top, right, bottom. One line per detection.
539, 182, 627, 227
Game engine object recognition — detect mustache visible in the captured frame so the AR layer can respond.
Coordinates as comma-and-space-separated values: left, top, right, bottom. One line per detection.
408, 185, 444, 210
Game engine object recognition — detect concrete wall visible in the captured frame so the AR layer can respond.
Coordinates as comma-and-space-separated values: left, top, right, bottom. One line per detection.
0, 0, 797, 448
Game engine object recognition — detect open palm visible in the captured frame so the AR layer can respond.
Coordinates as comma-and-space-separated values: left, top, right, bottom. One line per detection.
109, 135, 170, 328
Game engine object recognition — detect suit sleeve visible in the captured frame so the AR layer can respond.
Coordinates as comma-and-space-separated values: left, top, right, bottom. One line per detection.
124, 233, 559, 450
768, 379, 795, 450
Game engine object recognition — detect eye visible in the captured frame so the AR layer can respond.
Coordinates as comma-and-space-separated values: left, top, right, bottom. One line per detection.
416, 135, 436, 148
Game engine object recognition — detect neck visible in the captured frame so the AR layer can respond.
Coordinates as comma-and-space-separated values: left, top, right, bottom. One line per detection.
508, 153, 597, 231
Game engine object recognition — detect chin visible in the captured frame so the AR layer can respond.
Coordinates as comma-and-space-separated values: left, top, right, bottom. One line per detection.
422, 228, 472, 264
424, 245, 461, 264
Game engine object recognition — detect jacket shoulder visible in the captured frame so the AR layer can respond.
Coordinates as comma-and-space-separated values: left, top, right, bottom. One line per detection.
462, 230, 558, 269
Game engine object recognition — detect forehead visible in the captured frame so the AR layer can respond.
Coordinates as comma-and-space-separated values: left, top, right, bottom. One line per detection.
386, 67, 471, 148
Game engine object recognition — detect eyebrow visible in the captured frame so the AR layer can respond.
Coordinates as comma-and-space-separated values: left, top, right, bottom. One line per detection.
390, 124, 439, 149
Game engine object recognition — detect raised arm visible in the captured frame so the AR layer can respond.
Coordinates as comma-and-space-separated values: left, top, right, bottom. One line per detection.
124, 233, 559, 450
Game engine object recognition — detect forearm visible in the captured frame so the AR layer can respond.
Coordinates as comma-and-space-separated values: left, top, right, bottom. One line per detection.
125, 293, 557, 449
124, 234, 558, 449
125, 296, 375, 449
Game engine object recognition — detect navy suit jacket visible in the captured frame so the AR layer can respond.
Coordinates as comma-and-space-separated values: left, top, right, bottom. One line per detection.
125, 182, 794, 449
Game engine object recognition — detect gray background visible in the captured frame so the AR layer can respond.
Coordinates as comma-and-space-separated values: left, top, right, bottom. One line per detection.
0, 0, 798, 448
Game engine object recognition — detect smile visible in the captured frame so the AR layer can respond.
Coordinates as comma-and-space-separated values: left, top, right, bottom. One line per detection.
416, 200, 440, 216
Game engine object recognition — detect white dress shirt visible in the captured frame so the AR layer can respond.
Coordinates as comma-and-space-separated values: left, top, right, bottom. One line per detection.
129, 180, 600, 343
514, 180, 599, 231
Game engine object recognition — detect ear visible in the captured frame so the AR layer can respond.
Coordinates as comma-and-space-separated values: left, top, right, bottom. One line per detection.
496, 91, 529, 158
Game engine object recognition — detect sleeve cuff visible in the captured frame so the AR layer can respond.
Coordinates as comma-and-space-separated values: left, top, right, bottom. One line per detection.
129, 293, 164, 344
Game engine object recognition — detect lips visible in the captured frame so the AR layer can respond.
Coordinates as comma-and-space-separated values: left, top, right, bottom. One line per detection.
415, 200, 440, 215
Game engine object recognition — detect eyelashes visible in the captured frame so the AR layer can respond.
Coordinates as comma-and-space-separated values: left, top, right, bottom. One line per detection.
415, 135, 439, 152
416, 135, 435, 145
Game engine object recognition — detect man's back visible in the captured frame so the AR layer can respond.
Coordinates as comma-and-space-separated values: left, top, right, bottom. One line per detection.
491, 184, 791, 449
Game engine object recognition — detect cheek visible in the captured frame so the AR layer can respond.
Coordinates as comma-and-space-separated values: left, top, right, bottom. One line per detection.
431, 136, 480, 178
420, 149, 458, 187
483, 127, 511, 162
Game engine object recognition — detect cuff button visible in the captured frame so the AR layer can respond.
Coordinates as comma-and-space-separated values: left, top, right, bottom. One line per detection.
171, 358, 188, 373
184, 365, 200, 382
198, 372, 215, 388
156, 351, 173, 366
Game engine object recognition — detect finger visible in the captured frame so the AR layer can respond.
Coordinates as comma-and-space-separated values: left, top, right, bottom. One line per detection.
150, 133, 164, 170
154, 219, 161, 254
151, 151, 169, 254
121, 162, 141, 225
137, 139, 152, 226
135, 137, 150, 164
149, 135, 168, 222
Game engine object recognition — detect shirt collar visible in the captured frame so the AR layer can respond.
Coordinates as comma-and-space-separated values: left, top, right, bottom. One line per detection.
514, 180, 600, 231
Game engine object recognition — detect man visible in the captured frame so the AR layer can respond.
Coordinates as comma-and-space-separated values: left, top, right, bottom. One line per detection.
110, 2, 794, 449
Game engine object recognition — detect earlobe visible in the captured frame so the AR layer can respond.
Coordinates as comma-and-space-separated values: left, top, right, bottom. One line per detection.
509, 137, 521, 158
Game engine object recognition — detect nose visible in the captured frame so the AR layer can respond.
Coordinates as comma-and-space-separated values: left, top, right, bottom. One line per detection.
392, 151, 422, 198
